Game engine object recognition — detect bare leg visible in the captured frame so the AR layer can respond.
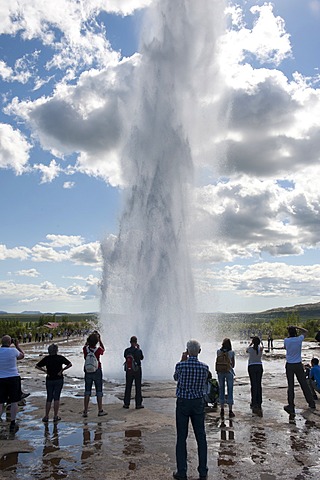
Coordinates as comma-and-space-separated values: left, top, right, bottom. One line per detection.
10, 402, 18, 421
83, 395, 90, 413
53, 400, 60, 417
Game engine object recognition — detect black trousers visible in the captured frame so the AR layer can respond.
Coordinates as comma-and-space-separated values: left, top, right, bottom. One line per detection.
124, 368, 142, 407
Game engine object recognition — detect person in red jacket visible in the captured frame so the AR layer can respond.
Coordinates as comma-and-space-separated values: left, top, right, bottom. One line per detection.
82, 332, 107, 418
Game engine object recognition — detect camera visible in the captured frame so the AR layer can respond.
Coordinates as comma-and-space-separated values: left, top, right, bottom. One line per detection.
11, 338, 16, 345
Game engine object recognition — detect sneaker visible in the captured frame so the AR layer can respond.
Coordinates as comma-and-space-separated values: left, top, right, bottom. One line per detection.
173, 472, 187, 480
136, 405, 144, 409
229, 410, 235, 418
98, 410, 108, 416
82, 411, 88, 418
53, 416, 61, 422
284, 405, 295, 415
42, 416, 49, 422
123, 405, 129, 409
21, 392, 30, 400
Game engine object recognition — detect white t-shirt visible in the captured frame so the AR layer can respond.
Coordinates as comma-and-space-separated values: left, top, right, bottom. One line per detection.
284, 335, 304, 363
0, 346, 20, 378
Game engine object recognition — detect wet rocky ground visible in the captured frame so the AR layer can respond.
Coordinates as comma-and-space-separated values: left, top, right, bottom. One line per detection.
0, 339, 320, 479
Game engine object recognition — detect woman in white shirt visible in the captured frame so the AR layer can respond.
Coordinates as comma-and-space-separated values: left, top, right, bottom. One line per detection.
246, 336, 263, 416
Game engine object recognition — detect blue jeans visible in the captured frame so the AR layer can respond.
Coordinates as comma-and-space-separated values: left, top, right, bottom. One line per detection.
175, 397, 208, 478
217, 372, 234, 406
248, 364, 263, 408
84, 368, 103, 397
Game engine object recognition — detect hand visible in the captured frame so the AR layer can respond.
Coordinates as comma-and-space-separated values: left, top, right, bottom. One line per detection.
181, 351, 188, 361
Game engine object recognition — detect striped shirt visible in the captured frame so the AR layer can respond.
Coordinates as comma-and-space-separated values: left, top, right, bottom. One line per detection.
174, 356, 209, 399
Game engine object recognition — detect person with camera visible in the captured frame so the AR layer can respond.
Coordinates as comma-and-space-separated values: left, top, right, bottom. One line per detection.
82, 332, 107, 418
123, 336, 144, 409
173, 339, 209, 480
0, 335, 25, 431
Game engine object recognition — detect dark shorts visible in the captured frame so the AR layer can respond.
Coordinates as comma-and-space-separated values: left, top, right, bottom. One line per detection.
46, 378, 64, 402
0, 376, 21, 404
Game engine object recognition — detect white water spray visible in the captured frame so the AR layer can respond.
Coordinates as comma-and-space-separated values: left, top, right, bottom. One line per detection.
101, 0, 226, 379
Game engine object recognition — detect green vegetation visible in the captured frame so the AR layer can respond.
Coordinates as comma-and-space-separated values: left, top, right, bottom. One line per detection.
0, 313, 98, 340
201, 311, 320, 341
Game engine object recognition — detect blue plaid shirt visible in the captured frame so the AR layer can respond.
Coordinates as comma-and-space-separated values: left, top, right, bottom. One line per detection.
174, 356, 209, 399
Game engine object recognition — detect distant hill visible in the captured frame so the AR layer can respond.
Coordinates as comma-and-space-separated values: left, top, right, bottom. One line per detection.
0, 311, 7, 314
21, 311, 42, 315
262, 302, 320, 315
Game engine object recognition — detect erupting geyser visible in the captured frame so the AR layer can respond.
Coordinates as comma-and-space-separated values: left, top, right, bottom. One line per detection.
101, 0, 226, 378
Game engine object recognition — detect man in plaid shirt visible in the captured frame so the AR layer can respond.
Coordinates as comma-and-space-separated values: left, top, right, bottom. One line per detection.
173, 339, 209, 480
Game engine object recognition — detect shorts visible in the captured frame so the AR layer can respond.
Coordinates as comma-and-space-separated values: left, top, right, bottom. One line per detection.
46, 378, 64, 402
0, 376, 21, 404
84, 368, 103, 397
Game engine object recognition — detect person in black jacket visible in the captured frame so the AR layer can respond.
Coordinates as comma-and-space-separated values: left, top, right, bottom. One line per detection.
123, 336, 144, 409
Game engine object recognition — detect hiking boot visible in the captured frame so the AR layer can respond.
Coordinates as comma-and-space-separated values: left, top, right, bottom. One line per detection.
284, 405, 295, 416
173, 472, 187, 480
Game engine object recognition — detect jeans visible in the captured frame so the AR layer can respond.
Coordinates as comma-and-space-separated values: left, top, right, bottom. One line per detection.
248, 364, 263, 408
175, 397, 208, 478
84, 368, 103, 397
217, 372, 234, 406
285, 362, 315, 410
46, 378, 63, 402
124, 368, 142, 407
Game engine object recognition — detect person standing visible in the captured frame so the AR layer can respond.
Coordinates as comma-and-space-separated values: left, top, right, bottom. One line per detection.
284, 326, 316, 416
35, 343, 72, 422
123, 336, 144, 409
173, 339, 209, 480
267, 332, 274, 351
216, 338, 235, 418
246, 337, 264, 416
83, 332, 107, 417
307, 357, 320, 400
0, 335, 25, 431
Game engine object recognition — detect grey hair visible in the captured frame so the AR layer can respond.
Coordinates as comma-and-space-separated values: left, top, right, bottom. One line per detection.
48, 343, 58, 355
186, 339, 201, 356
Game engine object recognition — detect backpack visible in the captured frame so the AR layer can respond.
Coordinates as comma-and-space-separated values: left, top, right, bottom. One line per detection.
84, 347, 98, 373
204, 378, 219, 405
215, 350, 231, 373
315, 331, 320, 342
124, 354, 139, 372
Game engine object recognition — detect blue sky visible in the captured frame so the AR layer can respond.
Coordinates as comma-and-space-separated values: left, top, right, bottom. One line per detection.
1, 0, 320, 314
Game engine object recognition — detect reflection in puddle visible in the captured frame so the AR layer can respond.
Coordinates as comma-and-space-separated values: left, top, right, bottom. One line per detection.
123, 429, 144, 470
81, 423, 103, 462
217, 419, 236, 467
249, 425, 267, 464
0, 451, 19, 472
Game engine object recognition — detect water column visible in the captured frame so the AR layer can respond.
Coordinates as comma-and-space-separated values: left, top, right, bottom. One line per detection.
101, 0, 226, 378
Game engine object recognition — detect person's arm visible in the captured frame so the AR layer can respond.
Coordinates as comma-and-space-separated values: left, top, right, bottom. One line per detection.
295, 326, 308, 338
98, 334, 105, 350
58, 361, 72, 376
14, 340, 25, 360
35, 362, 47, 374
230, 351, 235, 368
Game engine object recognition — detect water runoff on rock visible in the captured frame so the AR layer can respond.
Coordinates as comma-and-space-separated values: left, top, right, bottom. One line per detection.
101, 0, 226, 379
